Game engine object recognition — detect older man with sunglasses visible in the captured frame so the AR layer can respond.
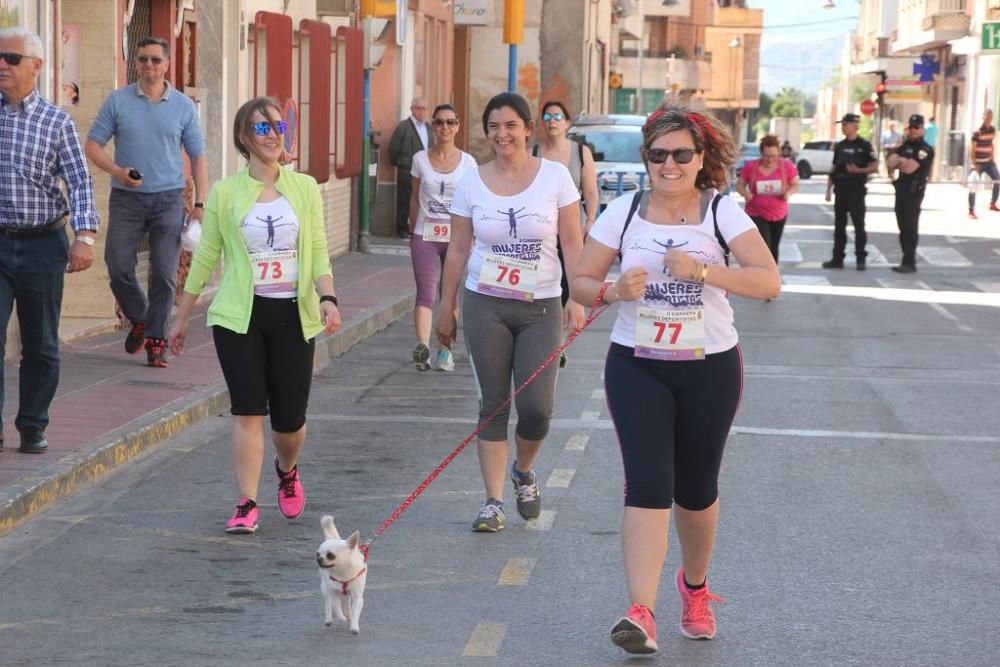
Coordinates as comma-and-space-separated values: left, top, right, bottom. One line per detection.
0, 28, 99, 453
85, 36, 207, 368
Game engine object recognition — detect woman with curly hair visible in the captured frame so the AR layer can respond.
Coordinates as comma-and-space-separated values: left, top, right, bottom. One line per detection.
572, 105, 780, 655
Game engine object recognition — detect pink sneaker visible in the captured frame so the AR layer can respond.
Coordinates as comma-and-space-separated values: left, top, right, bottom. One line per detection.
275, 456, 305, 519
610, 603, 657, 654
676, 568, 724, 640
225, 497, 259, 534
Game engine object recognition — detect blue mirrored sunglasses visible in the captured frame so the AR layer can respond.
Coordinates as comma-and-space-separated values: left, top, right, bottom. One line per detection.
542, 112, 565, 122
253, 120, 288, 137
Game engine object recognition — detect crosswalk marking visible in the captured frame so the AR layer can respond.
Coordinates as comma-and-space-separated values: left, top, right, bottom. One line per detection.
916, 246, 972, 267
546, 469, 576, 488
581, 410, 601, 421
972, 282, 1000, 293
497, 558, 536, 586
564, 432, 590, 451
877, 278, 931, 290
463, 623, 507, 657
777, 242, 803, 263
590, 389, 605, 400
782, 274, 831, 286
525, 510, 556, 531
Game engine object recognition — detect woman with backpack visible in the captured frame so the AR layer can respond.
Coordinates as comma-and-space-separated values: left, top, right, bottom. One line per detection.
571, 105, 780, 655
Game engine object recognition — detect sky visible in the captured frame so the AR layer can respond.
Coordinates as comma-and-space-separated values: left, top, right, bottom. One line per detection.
746, 0, 860, 94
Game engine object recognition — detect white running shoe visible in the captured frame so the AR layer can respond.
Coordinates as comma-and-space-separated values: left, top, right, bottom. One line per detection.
437, 347, 455, 372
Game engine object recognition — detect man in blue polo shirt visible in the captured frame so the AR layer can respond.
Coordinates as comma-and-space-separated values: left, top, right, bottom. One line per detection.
85, 36, 207, 367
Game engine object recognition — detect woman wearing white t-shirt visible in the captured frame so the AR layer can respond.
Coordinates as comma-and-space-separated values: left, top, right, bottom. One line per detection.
437, 92, 585, 533
572, 107, 780, 655
408, 103, 477, 372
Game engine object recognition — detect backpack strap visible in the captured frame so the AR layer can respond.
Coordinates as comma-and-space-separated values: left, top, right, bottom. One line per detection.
711, 193, 730, 266
577, 141, 584, 165
531, 144, 539, 157
617, 191, 644, 260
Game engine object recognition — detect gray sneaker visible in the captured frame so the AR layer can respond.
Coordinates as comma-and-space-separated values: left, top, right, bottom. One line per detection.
412, 342, 431, 371
511, 463, 541, 520
472, 498, 505, 532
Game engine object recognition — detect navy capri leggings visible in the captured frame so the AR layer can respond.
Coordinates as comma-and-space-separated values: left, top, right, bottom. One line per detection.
604, 342, 742, 510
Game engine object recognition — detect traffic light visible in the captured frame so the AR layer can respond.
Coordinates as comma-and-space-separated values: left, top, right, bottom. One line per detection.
360, 0, 395, 18
874, 81, 887, 105
504, 0, 525, 45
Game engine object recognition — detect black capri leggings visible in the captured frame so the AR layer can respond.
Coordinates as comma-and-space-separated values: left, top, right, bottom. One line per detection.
213, 296, 316, 433
604, 342, 742, 511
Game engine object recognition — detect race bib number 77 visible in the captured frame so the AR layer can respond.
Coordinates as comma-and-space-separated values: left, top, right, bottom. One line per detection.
634, 306, 705, 361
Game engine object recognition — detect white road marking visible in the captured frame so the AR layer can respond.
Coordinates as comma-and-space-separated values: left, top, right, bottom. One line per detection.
782, 274, 832, 286
546, 468, 576, 488
916, 246, 972, 267
780, 284, 1000, 307
525, 510, 556, 531
972, 281, 1000, 293
590, 389, 605, 400
777, 243, 803, 263
581, 410, 601, 420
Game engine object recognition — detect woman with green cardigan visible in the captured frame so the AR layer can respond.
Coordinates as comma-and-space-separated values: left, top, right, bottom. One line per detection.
169, 97, 341, 534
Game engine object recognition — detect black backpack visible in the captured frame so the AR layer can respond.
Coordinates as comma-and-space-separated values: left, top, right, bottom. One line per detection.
618, 190, 729, 266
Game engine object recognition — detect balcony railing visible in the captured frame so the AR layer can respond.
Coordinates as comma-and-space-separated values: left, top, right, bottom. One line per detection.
895, 0, 970, 52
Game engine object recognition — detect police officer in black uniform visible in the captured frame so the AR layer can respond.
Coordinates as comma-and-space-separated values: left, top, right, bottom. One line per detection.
886, 114, 934, 273
824, 113, 878, 270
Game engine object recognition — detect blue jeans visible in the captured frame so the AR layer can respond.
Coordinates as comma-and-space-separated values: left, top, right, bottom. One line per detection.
0, 228, 69, 431
106, 188, 185, 339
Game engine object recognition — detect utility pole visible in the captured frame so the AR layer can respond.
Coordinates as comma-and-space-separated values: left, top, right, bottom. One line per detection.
504, 0, 524, 92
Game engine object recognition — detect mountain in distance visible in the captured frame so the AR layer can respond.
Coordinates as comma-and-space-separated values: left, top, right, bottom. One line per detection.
758, 34, 850, 95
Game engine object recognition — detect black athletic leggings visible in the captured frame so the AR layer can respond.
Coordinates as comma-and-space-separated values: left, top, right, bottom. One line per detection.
213, 296, 316, 433
604, 342, 742, 510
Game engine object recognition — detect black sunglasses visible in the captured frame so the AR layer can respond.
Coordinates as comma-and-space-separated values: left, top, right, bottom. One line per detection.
432, 118, 460, 127
0, 52, 39, 66
136, 55, 164, 65
253, 120, 288, 137
542, 112, 565, 122
646, 148, 699, 165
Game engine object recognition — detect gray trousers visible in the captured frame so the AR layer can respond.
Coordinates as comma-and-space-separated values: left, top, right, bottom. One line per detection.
106, 188, 185, 339
462, 288, 562, 442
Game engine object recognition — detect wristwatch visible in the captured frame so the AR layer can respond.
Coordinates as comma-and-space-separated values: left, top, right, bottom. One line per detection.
193, 202, 204, 209
75, 235, 96, 246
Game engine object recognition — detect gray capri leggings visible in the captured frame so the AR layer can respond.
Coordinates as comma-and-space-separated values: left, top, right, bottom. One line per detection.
462, 288, 562, 441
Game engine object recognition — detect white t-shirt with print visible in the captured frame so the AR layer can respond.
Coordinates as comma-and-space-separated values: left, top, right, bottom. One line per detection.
588, 190, 756, 354
241, 196, 300, 299
450, 158, 580, 300
410, 150, 478, 236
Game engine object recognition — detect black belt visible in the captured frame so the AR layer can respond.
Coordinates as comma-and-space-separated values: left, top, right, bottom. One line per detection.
0, 215, 68, 238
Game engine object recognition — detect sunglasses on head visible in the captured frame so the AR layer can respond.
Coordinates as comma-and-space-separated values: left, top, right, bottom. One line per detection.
542, 112, 565, 122
432, 118, 460, 127
645, 148, 698, 164
136, 55, 164, 65
0, 52, 38, 66
253, 120, 288, 137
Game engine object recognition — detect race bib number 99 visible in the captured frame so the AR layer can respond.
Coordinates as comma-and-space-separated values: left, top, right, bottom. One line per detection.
634, 306, 705, 361
477, 254, 539, 302
423, 219, 451, 242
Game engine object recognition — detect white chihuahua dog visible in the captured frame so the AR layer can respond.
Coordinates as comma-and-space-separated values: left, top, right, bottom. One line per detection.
316, 515, 367, 634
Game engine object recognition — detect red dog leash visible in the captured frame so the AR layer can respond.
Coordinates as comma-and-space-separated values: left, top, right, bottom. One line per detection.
362, 286, 612, 554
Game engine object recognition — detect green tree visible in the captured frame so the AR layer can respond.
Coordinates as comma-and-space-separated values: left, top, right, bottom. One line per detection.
771, 87, 805, 117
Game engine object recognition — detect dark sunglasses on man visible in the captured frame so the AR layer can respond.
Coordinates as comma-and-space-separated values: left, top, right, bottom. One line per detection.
0, 51, 40, 66
253, 120, 288, 137
645, 147, 699, 165
431, 118, 460, 127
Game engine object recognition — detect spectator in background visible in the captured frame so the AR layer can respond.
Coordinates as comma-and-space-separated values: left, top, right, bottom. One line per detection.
780, 139, 794, 160
85, 36, 208, 369
389, 97, 432, 239
0, 27, 99, 454
967, 109, 998, 219
924, 117, 938, 150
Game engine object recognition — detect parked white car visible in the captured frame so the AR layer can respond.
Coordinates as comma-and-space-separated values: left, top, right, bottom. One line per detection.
795, 140, 835, 179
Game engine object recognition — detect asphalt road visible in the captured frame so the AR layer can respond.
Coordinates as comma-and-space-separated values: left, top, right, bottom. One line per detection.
2, 181, 998, 666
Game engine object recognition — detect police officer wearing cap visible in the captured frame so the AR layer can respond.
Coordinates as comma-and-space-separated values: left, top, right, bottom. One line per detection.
824, 113, 878, 270
886, 114, 934, 273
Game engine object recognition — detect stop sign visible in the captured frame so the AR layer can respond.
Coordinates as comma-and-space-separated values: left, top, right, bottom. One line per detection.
860, 99, 876, 115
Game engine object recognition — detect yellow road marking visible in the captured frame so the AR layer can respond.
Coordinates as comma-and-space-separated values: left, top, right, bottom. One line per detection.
546, 468, 575, 488
525, 510, 556, 531
564, 432, 589, 451
463, 622, 507, 657
497, 558, 537, 586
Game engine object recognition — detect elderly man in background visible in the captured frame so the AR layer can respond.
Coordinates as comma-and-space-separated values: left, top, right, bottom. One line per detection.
0, 27, 99, 454
389, 97, 432, 239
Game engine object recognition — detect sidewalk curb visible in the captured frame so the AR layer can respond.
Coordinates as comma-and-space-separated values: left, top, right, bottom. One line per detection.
0, 291, 415, 538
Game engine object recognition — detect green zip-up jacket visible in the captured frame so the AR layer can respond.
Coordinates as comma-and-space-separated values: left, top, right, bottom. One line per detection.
184, 168, 333, 340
